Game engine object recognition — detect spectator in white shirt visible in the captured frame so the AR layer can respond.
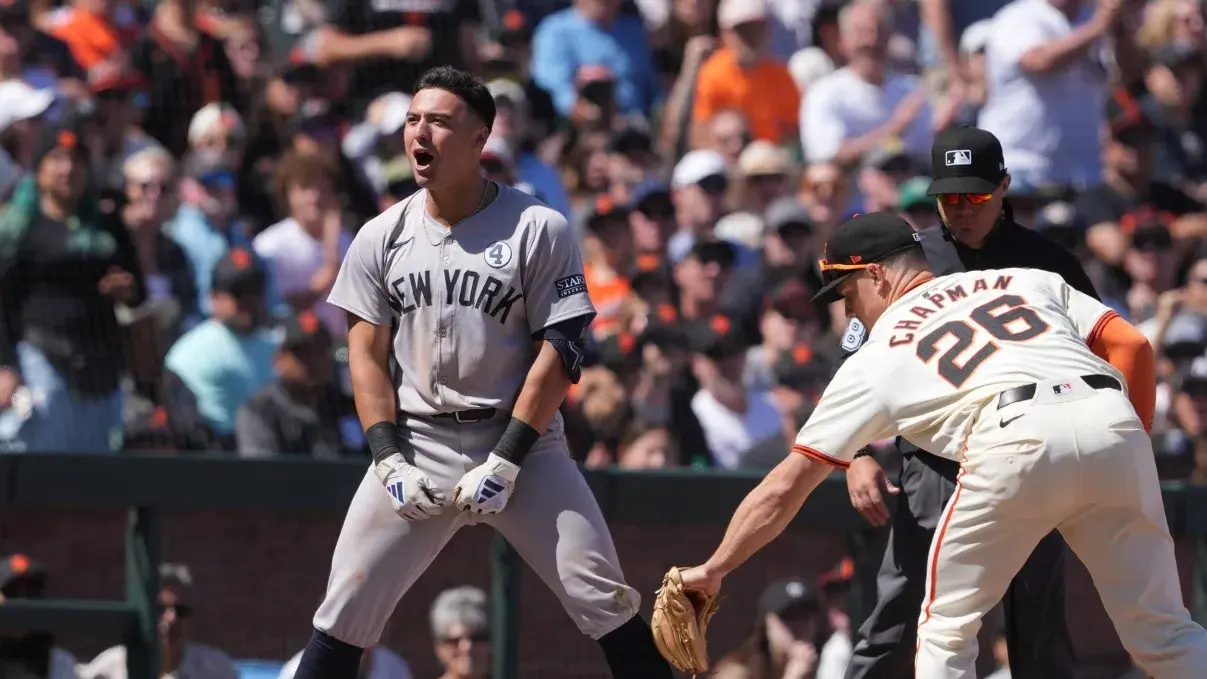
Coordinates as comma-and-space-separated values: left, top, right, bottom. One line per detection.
800, 0, 936, 168
253, 151, 352, 338
80, 563, 239, 679
977, 0, 1143, 190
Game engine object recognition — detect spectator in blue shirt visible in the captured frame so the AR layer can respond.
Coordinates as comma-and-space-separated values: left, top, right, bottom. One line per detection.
530, 0, 661, 122
164, 248, 277, 447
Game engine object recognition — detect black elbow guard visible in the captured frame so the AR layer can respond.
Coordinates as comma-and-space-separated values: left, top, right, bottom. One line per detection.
537, 313, 593, 384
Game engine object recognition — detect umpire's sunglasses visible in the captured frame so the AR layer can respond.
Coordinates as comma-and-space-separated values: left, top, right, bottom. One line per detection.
938, 192, 994, 206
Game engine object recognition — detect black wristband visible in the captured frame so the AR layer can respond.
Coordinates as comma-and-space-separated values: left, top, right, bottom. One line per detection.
492, 417, 541, 466
366, 421, 401, 464
852, 448, 874, 461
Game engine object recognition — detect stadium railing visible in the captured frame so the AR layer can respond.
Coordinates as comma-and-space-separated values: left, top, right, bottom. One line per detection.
0, 452, 1201, 679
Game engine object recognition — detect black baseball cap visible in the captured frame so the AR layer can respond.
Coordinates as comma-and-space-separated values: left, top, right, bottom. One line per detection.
211, 248, 267, 297
280, 311, 332, 350
758, 578, 820, 618
812, 212, 923, 304
926, 126, 1007, 196
686, 314, 748, 358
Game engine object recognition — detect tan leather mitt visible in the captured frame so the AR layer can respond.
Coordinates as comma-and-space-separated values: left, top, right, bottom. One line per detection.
651, 566, 721, 674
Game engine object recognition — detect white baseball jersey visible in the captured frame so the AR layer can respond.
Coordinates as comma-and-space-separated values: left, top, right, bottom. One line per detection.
793, 268, 1123, 466
327, 183, 595, 416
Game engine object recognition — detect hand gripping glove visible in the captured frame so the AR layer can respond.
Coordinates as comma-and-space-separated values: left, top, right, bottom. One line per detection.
452, 452, 520, 514
373, 453, 449, 521
651, 566, 721, 675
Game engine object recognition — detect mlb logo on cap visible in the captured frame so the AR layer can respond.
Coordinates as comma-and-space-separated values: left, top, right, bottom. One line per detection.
1053, 383, 1073, 396
945, 149, 972, 166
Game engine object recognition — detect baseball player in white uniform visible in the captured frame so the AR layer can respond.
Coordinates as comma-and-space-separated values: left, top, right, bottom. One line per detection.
290, 67, 674, 679
671, 211, 1207, 678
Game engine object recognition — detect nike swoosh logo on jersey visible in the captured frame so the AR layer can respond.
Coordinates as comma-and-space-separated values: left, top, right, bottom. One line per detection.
999, 413, 1025, 428
388, 236, 414, 251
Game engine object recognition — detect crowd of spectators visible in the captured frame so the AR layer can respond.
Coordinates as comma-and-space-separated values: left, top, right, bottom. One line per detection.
0, 0, 1205, 477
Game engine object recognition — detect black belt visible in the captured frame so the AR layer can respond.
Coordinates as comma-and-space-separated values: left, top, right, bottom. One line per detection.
997, 374, 1121, 410
434, 407, 498, 424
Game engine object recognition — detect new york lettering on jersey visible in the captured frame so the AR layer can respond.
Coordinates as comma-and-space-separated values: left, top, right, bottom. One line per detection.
386, 268, 524, 322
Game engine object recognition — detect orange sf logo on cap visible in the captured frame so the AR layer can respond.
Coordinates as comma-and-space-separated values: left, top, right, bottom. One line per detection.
710, 315, 731, 335
298, 312, 320, 334
10, 554, 30, 575
58, 130, 77, 151
230, 249, 252, 270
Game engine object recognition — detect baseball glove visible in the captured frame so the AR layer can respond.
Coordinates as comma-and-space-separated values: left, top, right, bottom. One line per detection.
651, 566, 721, 675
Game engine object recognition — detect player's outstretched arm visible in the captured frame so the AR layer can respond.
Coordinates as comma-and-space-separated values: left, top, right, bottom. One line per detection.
676, 453, 834, 595
348, 313, 449, 521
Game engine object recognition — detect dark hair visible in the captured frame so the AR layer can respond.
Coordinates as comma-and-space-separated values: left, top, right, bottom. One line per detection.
273, 150, 338, 214
413, 66, 497, 132
879, 246, 928, 273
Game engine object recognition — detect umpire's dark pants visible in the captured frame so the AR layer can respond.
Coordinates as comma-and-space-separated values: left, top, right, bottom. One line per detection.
844, 450, 1077, 679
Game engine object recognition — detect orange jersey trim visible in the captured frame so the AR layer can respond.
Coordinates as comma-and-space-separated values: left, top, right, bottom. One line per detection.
1085, 310, 1120, 347
791, 444, 851, 470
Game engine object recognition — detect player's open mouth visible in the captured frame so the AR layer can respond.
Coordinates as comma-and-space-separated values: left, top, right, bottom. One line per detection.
412, 150, 434, 168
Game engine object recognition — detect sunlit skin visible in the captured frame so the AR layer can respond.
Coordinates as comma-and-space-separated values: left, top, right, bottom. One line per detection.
937, 175, 1010, 249
404, 87, 491, 225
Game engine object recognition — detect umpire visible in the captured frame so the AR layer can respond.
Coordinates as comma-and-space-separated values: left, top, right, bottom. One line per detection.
842, 126, 1095, 679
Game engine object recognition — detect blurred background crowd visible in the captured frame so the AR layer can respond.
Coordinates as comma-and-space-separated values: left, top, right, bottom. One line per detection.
0, 0, 1203, 675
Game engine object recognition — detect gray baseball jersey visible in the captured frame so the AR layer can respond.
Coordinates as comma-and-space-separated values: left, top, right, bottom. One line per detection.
327, 183, 595, 416
313, 184, 639, 649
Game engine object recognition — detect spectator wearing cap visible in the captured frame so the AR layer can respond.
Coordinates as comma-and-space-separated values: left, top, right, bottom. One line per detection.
187, 102, 248, 175
675, 240, 739, 323
628, 179, 675, 258
81, 563, 239, 679
581, 194, 639, 337
692, 0, 800, 145
687, 313, 787, 469
897, 175, 940, 231
736, 140, 795, 215
667, 149, 729, 263
797, 161, 852, 237
0, 122, 145, 453
163, 248, 277, 447
0, 79, 55, 199
607, 124, 659, 197
342, 90, 411, 191
128, 0, 236, 157
235, 311, 361, 458
744, 276, 823, 395
800, 0, 935, 168
255, 150, 352, 337
0, 553, 82, 679
1144, 42, 1207, 199
722, 197, 822, 340
1075, 89, 1207, 288
428, 586, 491, 679
486, 78, 572, 218
977, 0, 1142, 190
530, 0, 660, 123
816, 558, 855, 678
712, 577, 843, 679
168, 146, 255, 319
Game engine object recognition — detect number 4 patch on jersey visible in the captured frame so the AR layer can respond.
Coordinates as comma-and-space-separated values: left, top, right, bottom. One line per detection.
841, 318, 866, 353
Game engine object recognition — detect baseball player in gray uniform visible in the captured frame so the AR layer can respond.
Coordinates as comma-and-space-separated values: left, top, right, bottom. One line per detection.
291, 67, 674, 679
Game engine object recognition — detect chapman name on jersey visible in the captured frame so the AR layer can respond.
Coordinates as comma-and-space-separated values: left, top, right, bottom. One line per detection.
793, 268, 1122, 467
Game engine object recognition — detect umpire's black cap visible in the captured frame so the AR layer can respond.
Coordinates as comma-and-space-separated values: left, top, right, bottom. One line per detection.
758, 578, 820, 619
926, 126, 1007, 196
812, 212, 922, 305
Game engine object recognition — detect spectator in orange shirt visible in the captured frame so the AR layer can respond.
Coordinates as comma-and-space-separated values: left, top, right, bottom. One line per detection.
692, 0, 800, 144
581, 194, 638, 338
44, 0, 142, 92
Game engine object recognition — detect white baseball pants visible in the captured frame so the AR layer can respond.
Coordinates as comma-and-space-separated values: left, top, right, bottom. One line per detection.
914, 377, 1207, 678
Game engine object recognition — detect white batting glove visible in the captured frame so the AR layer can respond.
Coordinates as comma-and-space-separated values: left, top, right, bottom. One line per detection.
452, 453, 521, 514
373, 453, 449, 521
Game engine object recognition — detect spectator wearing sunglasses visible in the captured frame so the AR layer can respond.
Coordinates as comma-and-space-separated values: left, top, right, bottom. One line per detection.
430, 586, 491, 679
666, 149, 731, 264
81, 563, 239, 679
